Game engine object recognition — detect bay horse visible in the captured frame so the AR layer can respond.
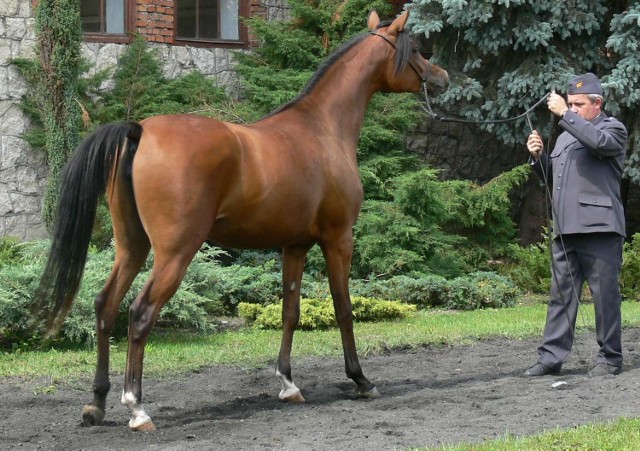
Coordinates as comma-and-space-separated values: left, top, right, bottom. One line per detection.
36, 10, 449, 431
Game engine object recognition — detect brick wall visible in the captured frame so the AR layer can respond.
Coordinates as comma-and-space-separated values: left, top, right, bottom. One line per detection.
135, 0, 174, 44
133, 0, 271, 46
29, 1, 272, 46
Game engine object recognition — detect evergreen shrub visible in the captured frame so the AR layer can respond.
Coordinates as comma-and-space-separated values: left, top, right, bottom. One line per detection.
500, 230, 553, 295
238, 297, 416, 331
622, 233, 640, 302
0, 237, 25, 268
444, 272, 520, 310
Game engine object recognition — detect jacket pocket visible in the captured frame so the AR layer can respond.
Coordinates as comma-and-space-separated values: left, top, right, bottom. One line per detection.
578, 193, 613, 228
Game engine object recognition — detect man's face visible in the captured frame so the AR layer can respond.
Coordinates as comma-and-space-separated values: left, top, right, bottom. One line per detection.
567, 94, 601, 121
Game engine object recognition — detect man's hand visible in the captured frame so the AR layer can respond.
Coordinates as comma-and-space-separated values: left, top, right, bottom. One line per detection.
527, 130, 544, 160
547, 92, 568, 117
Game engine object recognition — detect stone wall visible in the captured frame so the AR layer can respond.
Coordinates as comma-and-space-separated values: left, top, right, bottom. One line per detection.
0, 0, 290, 240
0, 0, 46, 239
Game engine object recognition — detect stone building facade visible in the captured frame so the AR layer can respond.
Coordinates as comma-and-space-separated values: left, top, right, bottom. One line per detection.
0, 0, 289, 239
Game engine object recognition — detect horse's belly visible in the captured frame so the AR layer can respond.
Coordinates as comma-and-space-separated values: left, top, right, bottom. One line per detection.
208, 214, 316, 250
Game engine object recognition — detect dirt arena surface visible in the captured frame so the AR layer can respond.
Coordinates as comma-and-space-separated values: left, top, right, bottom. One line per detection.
2, 328, 640, 450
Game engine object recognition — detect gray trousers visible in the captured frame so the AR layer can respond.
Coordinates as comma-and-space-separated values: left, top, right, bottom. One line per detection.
537, 233, 624, 369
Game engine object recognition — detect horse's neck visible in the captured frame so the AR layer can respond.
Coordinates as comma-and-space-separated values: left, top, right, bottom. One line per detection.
263, 41, 382, 148
300, 55, 379, 141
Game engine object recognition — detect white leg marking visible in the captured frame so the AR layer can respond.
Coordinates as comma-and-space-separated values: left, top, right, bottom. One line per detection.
121, 390, 153, 430
275, 368, 302, 401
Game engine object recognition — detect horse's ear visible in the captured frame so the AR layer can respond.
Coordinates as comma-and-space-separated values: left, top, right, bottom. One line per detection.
387, 10, 409, 37
367, 10, 380, 31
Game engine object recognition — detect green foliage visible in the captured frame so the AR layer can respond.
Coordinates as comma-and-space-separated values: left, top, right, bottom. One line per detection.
350, 274, 449, 308
350, 271, 519, 310
94, 36, 227, 123
0, 237, 26, 268
622, 233, 640, 301
30, 0, 83, 229
444, 271, 520, 310
408, 0, 639, 165
1, 236, 524, 349
500, 230, 552, 295
353, 200, 429, 277
500, 230, 640, 299
0, 243, 229, 348
351, 164, 529, 278
238, 296, 416, 330
442, 164, 532, 266
0, 242, 49, 349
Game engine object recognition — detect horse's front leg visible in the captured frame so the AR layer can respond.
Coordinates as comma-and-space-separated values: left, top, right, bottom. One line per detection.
322, 235, 380, 398
276, 245, 311, 403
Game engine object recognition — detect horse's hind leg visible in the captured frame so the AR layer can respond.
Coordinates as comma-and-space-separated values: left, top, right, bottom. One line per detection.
276, 245, 311, 403
121, 248, 198, 431
82, 240, 150, 426
322, 235, 380, 398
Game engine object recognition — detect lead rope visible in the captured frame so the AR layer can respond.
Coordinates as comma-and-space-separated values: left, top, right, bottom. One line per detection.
420, 84, 550, 126
420, 84, 589, 367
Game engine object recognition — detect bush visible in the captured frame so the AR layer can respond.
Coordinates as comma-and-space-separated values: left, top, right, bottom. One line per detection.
0, 242, 227, 348
445, 272, 520, 310
0, 237, 25, 268
238, 297, 416, 330
500, 230, 552, 295
350, 275, 449, 308
622, 233, 640, 301
0, 241, 49, 349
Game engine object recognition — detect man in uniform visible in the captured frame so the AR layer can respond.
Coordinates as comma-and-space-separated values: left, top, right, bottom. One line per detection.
525, 73, 628, 377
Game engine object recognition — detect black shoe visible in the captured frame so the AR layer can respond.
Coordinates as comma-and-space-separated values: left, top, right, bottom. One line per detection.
524, 362, 558, 377
587, 363, 622, 377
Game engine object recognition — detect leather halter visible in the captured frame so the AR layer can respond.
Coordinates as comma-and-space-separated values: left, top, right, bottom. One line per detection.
368, 31, 429, 83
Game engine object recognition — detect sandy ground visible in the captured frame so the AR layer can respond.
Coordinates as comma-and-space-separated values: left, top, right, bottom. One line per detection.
2, 328, 640, 450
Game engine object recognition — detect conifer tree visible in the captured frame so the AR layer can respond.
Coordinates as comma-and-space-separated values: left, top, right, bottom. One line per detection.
408, 0, 639, 168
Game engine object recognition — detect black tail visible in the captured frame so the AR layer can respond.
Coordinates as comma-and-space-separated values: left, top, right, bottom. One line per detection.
35, 121, 143, 334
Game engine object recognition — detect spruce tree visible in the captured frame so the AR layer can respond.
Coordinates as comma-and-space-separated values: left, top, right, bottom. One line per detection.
408, 0, 638, 149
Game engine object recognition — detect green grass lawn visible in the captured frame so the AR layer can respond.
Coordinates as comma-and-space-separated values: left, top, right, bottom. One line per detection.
3, 300, 640, 449
4, 301, 640, 380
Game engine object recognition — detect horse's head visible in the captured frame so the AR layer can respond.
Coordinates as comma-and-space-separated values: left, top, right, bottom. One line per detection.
368, 10, 449, 96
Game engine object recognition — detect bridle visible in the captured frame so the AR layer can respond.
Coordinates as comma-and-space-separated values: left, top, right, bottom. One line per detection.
369, 31, 429, 84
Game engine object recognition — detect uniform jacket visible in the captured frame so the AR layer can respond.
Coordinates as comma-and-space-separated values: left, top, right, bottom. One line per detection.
532, 110, 627, 237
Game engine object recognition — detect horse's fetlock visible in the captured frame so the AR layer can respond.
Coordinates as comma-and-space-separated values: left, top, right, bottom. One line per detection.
92, 381, 111, 396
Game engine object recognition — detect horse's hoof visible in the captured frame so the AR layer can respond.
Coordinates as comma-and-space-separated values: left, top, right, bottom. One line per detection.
357, 386, 381, 399
81, 404, 105, 426
279, 388, 306, 403
130, 419, 156, 432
